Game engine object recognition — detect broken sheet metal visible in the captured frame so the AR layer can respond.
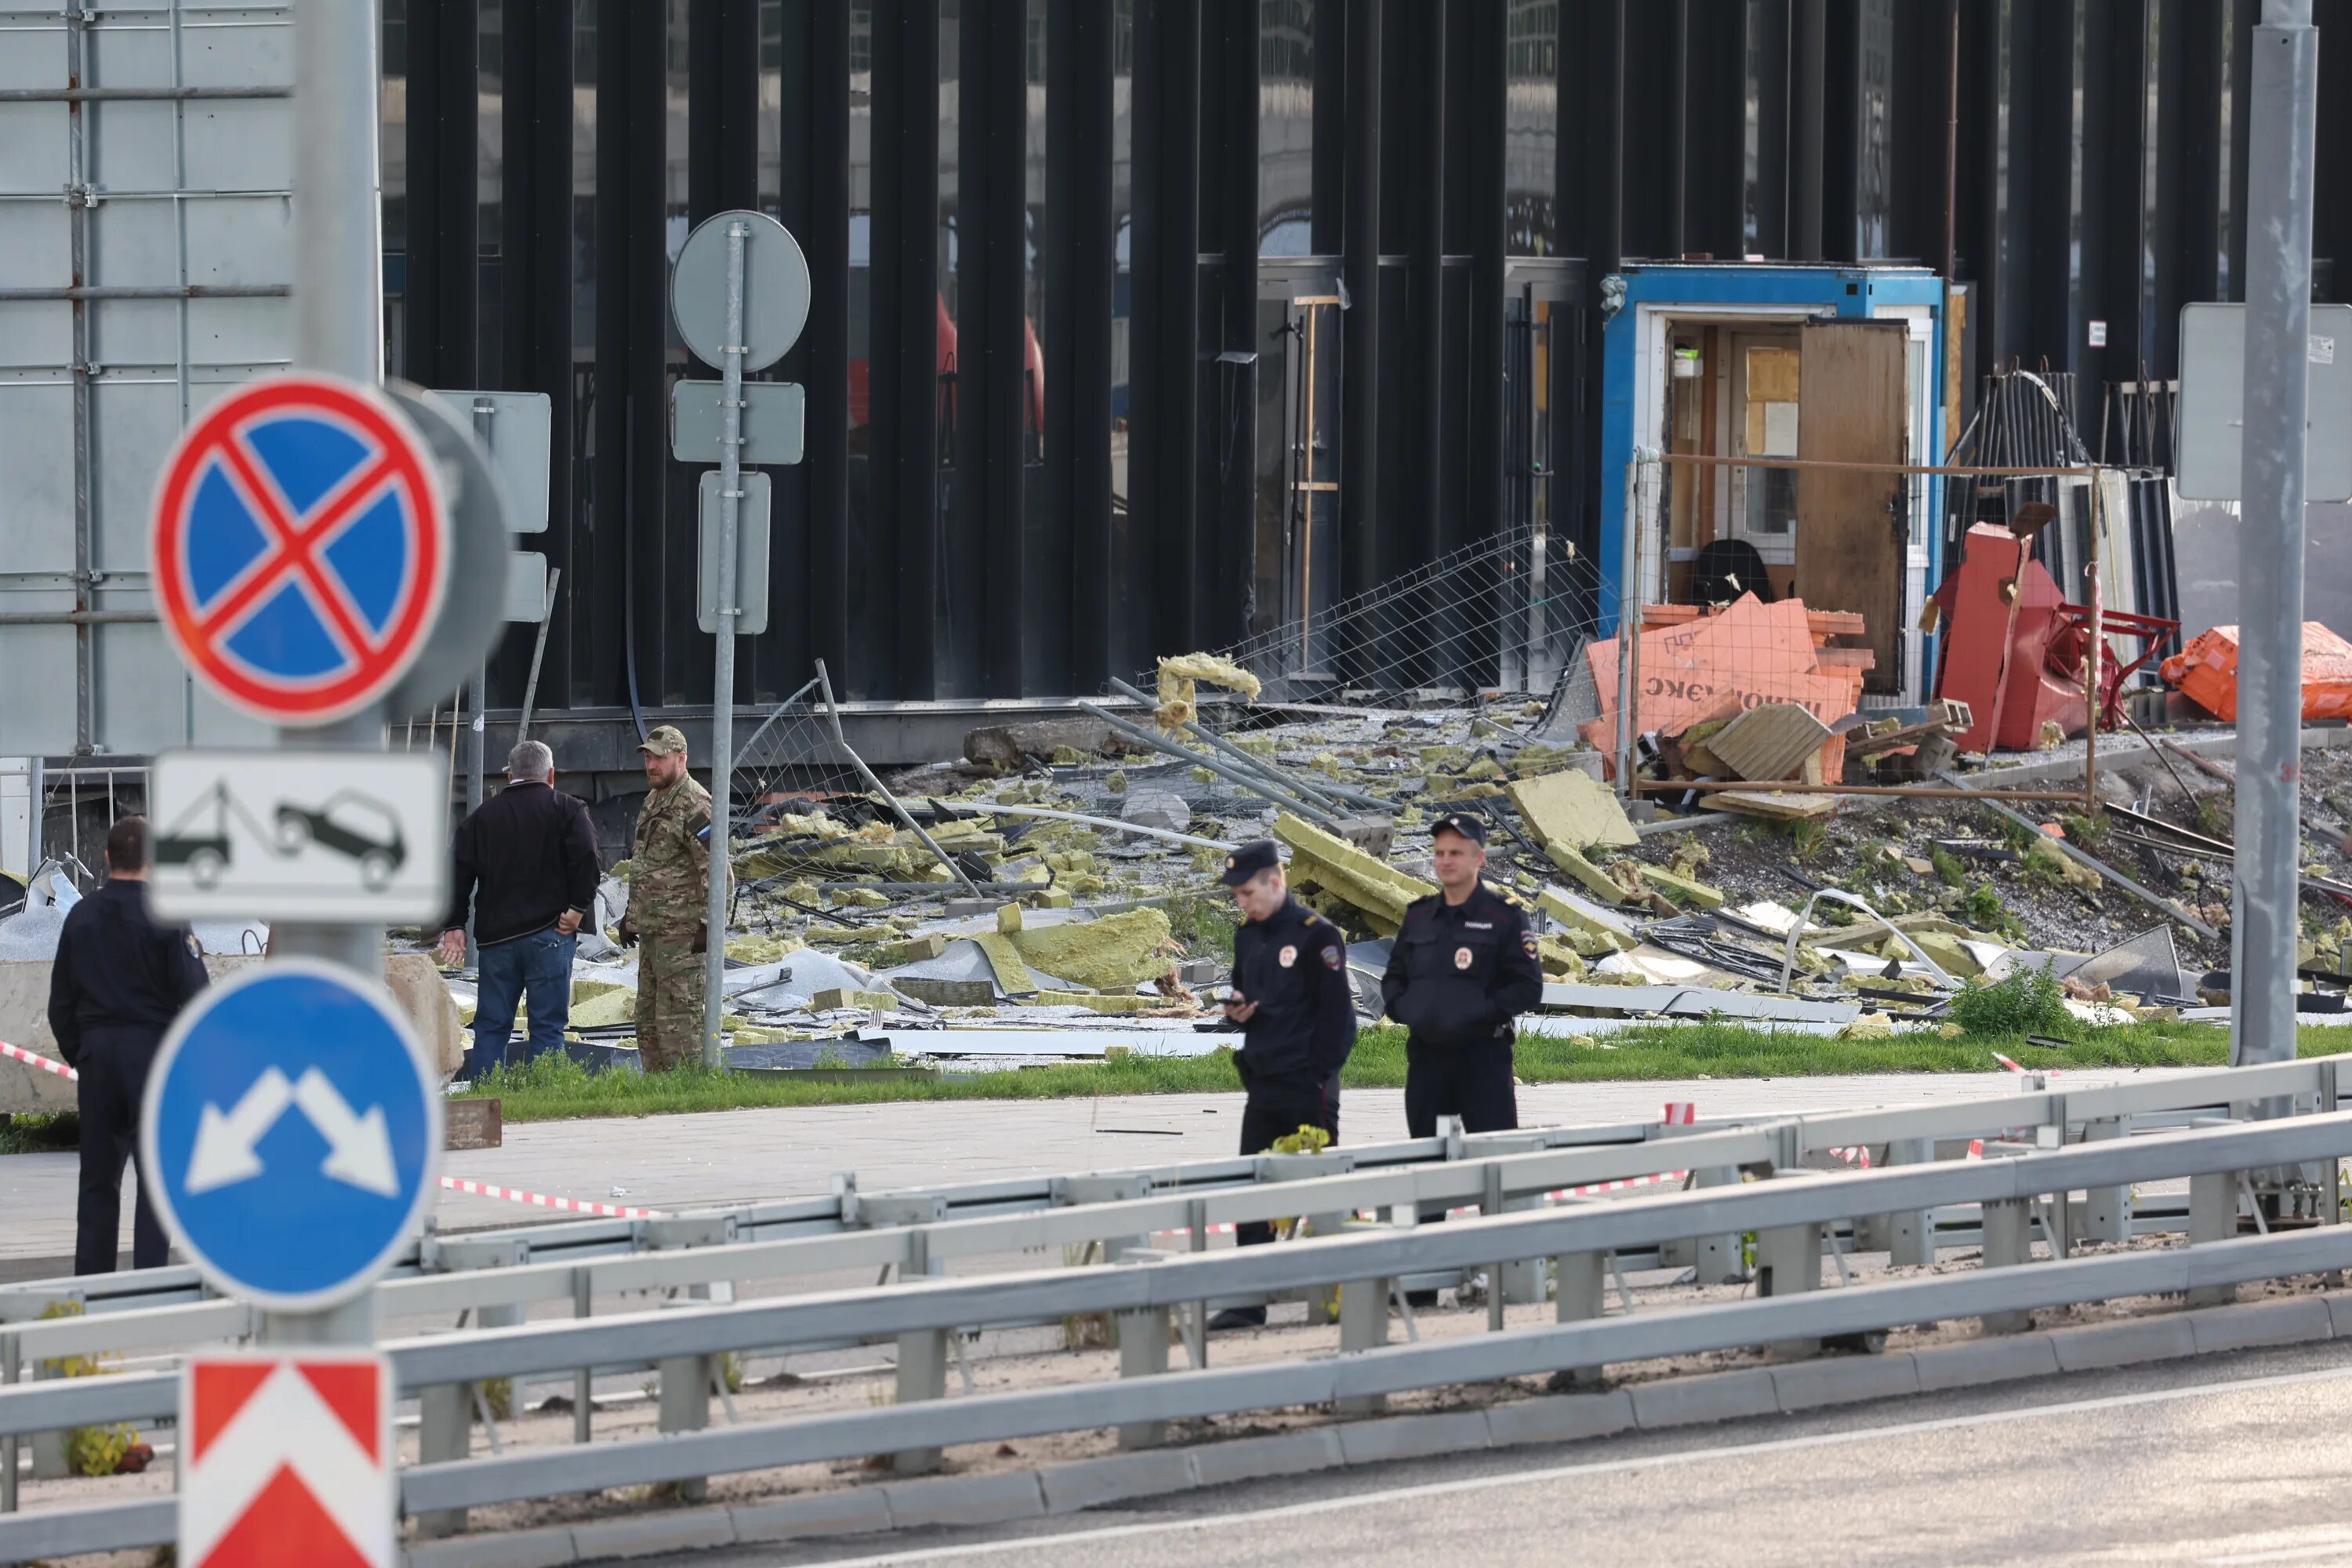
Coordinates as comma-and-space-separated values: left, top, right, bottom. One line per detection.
851, 1026, 1239, 1061
1776, 888, 1960, 993
1537, 981, 1860, 1024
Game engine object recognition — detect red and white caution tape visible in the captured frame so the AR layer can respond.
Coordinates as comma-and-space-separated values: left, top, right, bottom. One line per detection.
437, 1175, 665, 1220
0, 1040, 77, 1082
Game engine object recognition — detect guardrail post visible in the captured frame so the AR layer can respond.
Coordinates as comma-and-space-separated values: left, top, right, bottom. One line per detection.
1753, 1200, 1823, 1356
645, 1215, 735, 1501
1979, 1197, 2034, 1332
1661, 1161, 1748, 1283
2070, 1118, 2131, 1249
1337, 1271, 1393, 1416
893, 1227, 948, 1475
415, 1238, 531, 1538
1114, 1253, 1172, 1450
1054, 1174, 1155, 1261
2188, 1169, 2242, 1306
1551, 1205, 1607, 1388
1468, 1134, 1548, 1308
2, 1331, 16, 1515
1874, 1138, 1937, 1266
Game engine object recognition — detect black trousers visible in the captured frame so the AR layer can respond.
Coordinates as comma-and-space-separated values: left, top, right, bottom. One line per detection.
74, 1029, 169, 1276
1403, 1043, 1519, 1138
1236, 1079, 1339, 1249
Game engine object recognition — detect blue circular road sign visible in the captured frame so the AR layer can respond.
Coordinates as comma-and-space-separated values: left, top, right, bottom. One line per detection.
140, 960, 444, 1309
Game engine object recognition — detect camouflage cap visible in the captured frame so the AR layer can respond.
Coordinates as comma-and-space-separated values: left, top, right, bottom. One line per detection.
637, 724, 690, 757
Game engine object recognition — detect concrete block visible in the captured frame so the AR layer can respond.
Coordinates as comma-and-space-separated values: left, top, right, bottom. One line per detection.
731, 1487, 896, 1543
405, 1527, 577, 1568
1189, 1427, 1346, 1489
1911, 1333, 2060, 1392
566, 1507, 737, 1559
2185, 1294, 2336, 1356
880, 1471, 1047, 1532
2049, 1313, 2198, 1373
1627, 1367, 1780, 1430
1771, 1352, 1920, 1413
2323, 1291, 2352, 1341
1039, 1448, 1201, 1515
1335, 1410, 1491, 1467
1483, 1388, 1637, 1449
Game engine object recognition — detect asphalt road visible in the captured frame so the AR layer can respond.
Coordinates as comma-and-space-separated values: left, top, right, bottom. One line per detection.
629, 1340, 2352, 1568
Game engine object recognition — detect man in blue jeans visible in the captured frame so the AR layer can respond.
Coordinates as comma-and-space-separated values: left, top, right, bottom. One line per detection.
437, 740, 602, 1073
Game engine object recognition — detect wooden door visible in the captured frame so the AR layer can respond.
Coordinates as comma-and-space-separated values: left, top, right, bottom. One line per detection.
1796, 321, 1909, 691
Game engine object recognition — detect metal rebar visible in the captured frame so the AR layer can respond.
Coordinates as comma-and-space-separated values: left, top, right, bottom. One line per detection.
814, 662, 982, 896
1934, 771, 2223, 940
1074, 702, 1346, 829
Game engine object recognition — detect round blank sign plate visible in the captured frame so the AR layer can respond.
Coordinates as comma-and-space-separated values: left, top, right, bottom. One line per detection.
670, 209, 810, 373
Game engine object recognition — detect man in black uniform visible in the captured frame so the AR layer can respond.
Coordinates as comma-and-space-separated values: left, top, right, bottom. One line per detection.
1210, 840, 1357, 1330
1382, 813, 1544, 1138
47, 816, 209, 1275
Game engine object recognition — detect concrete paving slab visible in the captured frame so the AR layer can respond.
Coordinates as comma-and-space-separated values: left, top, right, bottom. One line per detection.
405, 1525, 578, 1568
2184, 1294, 2335, 1355
730, 1486, 896, 1542
1335, 1409, 1491, 1466
1770, 1351, 1921, 1411
1911, 1332, 2061, 1392
880, 1469, 1047, 1530
1038, 1448, 1201, 1514
1483, 1387, 1637, 1447
1189, 1427, 1345, 1487
1627, 1366, 1780, 1428
566, 1508, 738, 1559
2049, 1313, 2198, 1373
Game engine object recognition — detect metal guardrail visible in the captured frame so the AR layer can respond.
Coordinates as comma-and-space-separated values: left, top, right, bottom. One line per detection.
0, 1096, 2343, 1556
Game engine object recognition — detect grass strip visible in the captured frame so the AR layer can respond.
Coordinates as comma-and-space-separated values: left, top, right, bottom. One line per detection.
455, 1020, 2343, 1125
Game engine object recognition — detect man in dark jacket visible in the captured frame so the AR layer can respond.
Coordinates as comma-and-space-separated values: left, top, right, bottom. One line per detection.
48, 815, 208, 1275
437, 740, 601, 1073
1382, 813, 1545, 1138
1210, 839, 1358, 1330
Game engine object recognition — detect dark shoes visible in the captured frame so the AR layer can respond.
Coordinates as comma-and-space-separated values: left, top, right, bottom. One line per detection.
1207, 1307, 1268, 1331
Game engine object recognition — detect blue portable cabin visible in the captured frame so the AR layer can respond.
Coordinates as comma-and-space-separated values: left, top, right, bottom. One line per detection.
1595, 263, 1952, 706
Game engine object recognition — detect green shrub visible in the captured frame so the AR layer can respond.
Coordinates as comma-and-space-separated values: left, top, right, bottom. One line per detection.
1947, 965, 2071, 1037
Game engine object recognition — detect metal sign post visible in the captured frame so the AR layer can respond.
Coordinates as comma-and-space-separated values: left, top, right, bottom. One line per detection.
2232, 0, 2321, 1080
705, 216, 748, 1072
670, 209, 810, 1070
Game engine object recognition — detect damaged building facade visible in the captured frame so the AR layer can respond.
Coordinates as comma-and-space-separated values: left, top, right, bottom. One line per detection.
9, 2, 2352, 771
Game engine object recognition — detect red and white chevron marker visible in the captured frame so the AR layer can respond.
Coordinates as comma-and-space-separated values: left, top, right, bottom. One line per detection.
180, 1352, 392, 1568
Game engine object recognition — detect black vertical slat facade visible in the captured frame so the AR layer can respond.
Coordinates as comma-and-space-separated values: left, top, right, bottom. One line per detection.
402, 0, 477, 389
379, 0, 2347, 728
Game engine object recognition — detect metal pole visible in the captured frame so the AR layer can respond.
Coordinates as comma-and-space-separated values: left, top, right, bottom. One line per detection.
23, 759, 38, 883
265, 0, 385, 1348
2232, 0, 2319, 1075
516, 566, 561, 746
1614, 456, 1644, 797
463, 405, 495, 969
701, 220, 750, 1070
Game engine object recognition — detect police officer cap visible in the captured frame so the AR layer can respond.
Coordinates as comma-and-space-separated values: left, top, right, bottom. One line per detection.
1431, 812, 1488, 845
1218, 839, 1281, 887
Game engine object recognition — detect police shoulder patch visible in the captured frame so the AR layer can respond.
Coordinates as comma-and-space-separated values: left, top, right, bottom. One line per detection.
1321, 941, 1344, 969
1522, 931, 1539, 956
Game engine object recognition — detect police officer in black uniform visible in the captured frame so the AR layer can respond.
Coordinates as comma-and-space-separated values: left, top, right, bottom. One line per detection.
47, 817, 208, 1275
1209, 840, 1357, 1330
1382, 812, 1544, 1139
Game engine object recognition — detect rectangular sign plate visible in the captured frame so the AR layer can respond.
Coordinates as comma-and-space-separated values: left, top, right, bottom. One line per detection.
504, 550, 548, 622
423, 389, 554, 532
150, 750, 449, 924
671, 379, 806, 465
698, 472, 772, 636
2176, 302, 2352, 503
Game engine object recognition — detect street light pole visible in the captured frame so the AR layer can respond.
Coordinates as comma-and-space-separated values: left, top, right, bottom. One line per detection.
2230, 0, 2320, 1078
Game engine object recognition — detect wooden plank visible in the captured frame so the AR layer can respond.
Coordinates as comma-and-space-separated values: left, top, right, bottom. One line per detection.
1796, 321, 1910, 693
1704, 790, 1841, 820
1639, 604, 1868, 638
1811, 646, 1878, 671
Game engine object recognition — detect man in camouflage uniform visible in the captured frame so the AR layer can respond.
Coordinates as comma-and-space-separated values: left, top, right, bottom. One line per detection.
619, 725, 714, 1072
